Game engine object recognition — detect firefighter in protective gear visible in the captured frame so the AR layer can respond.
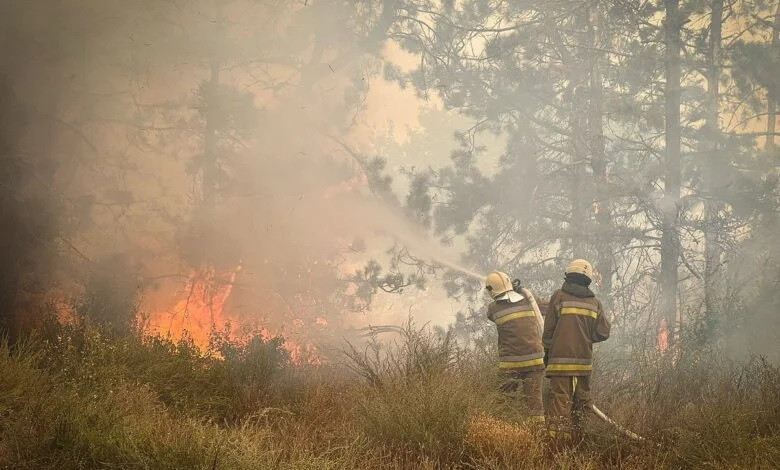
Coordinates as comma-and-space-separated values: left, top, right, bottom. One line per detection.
485, 271, 545, 422
543, 259, 611, 441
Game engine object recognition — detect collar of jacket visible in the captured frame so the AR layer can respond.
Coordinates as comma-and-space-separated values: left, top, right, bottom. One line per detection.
561, 281, 595, 298
496, 290, 524, 303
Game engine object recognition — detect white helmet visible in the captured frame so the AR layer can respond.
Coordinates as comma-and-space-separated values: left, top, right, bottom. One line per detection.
565, 259, 594, 280
485, 271, 513, 299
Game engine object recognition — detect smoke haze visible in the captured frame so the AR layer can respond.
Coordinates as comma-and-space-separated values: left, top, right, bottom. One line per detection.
1, 0, 778, 363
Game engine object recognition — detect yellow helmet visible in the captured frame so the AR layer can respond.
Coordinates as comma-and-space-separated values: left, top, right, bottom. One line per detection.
565, 259, 594, 279
485, 271, 513, 299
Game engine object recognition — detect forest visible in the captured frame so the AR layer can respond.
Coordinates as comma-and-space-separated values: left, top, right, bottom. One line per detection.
1, 0, 779, 468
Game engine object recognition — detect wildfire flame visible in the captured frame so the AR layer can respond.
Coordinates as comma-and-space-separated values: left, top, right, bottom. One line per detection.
658, 317, 669, 353
146, 265, 240, 348
145, 265, 321, 364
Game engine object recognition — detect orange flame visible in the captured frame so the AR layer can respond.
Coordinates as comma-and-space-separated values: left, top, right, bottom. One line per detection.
146, 266, 240, 349
145, 265, 322, 364
658, 317, 669, 353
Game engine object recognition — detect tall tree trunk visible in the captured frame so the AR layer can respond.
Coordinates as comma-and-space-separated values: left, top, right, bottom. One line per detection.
568, 7, 591, 259
704, 0, 724, 319
768, 2, 779, 154
661, 0, 683, 346
202, 1, 222, 206
587, 3, 613, 306
570, 84, 589, 258
542, 9, 592, 260
202, 59, 220, 206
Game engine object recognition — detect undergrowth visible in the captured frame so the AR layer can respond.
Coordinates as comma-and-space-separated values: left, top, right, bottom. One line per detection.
0, 318, 778, 469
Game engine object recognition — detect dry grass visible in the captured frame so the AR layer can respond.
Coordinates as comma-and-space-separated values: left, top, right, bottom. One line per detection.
465, 413, 545, 467
0, 320, 778, 469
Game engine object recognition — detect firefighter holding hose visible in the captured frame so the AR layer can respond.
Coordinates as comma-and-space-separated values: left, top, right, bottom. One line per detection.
543, 259, 611, 441
485, 271, 545, 424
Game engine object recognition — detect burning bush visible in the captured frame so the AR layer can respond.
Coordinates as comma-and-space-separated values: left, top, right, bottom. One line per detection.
208, 326, 291, 413
30, 315, 292, 423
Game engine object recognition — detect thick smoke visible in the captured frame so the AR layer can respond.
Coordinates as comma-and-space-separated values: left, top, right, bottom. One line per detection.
0, 1, 476, 357
1, 0, 777, 363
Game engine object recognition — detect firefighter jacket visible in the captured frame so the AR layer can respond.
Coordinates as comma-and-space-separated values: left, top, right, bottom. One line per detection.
487, 295, 545, 372
542, 282, 611, 377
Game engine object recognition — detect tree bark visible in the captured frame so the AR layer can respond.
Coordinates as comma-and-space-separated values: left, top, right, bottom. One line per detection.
202, 59, 220, 206
570, 84, 589, 258
202, 1, 222, 206
661, 0, 683, 346
768, 2, 779, 154
704, 0, 723, 319
568, 7, 592, 259
587, 3, 613, 307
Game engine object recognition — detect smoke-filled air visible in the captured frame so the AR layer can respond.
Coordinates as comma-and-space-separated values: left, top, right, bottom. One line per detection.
1, 1, 779, 468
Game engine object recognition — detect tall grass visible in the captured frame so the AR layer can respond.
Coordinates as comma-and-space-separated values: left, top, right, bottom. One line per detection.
0, 318, 778, 468
344, 323, 482, 463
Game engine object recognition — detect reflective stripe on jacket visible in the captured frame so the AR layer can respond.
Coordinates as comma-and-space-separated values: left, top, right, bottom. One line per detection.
542, 290, 610, 376
488, 297, 545, 372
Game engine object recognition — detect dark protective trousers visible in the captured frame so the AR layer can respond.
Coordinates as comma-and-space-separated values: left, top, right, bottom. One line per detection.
547, 375, 591, 434
500, 369, 544, 418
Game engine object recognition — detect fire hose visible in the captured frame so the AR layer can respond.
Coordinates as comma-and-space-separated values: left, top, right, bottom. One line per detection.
362, 286, 647, 443
590, 404, 646, 441
519, 287, 544, 338
568, 375, 646, 442
520, 285, 646, 443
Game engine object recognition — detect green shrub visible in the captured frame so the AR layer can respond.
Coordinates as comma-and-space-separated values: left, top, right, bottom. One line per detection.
209, 326, 291, 412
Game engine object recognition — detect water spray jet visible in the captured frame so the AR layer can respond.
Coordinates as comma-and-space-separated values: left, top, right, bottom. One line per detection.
426, 256, 485, 282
